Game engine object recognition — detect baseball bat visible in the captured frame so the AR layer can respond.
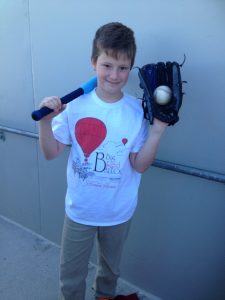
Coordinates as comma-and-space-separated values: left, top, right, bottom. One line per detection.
31, 76, 97, 121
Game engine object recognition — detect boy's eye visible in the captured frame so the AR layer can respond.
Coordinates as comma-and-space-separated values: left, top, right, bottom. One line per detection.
120, 66, 129, 71
101, 64, 129, 71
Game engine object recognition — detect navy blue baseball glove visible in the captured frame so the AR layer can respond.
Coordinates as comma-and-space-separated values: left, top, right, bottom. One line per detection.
138, 58, 185, 125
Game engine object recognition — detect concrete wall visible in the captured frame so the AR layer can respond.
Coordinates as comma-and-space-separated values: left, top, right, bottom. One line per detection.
0, 1, 225, 299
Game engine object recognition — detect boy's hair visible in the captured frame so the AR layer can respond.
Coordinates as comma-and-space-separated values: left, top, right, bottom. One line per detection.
91, 22, 136, 68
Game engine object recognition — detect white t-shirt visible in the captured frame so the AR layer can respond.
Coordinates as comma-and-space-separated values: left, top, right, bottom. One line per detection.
52, 90, 148, 226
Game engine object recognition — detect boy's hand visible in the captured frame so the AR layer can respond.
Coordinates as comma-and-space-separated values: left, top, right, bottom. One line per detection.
39, 96, 66, 120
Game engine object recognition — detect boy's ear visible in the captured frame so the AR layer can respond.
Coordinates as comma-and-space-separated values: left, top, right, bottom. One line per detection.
91, 58, 97, 70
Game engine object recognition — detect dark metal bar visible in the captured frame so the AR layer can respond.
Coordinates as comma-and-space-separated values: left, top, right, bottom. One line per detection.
153, 160, 225, 184
0, 125, 38, 139
0, 125, 225, 184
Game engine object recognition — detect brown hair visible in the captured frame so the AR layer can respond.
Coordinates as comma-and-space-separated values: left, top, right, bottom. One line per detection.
91, 22, 136, 68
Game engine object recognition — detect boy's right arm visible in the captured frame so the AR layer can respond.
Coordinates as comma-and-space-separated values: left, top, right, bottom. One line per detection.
38, 96, 66, 160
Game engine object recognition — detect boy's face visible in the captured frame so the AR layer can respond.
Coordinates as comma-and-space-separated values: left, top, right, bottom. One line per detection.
92, 51, 131, 102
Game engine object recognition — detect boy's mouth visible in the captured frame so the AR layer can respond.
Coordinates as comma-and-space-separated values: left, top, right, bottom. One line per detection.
106, 80, 121, 86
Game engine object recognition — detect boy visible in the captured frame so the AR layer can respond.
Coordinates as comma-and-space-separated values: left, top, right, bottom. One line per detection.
39, 22, 167, 300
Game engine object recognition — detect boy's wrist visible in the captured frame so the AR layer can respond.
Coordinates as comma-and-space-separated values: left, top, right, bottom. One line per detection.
39, 118, 52, 127
150, 118, 168, 135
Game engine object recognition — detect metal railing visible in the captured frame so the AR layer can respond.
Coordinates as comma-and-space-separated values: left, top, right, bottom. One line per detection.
0, 125, 225, 184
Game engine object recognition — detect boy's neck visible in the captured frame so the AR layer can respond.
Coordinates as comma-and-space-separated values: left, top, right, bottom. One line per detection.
95, 87, 123, 103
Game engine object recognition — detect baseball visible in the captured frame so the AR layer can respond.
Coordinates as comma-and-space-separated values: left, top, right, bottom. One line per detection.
153, 85, 172, 105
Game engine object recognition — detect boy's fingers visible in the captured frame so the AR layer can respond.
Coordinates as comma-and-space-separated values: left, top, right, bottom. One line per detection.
39, 96, 62, 111
38, 97, 66, 121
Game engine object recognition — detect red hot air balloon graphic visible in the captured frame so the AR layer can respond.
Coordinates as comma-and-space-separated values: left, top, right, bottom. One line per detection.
122, 138, 128, 146
75, 118, 107, 163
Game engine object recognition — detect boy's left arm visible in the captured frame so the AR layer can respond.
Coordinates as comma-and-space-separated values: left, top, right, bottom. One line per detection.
129, 118, 167, 173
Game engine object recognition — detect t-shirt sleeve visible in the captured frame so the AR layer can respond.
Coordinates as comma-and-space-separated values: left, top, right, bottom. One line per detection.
52, 109, 72, 145
130, 119, 149, 153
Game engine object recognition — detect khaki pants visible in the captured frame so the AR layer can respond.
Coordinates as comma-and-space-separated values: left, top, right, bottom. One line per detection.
59, 214, 131, 300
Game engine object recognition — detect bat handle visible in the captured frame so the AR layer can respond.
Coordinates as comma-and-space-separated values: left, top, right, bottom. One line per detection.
31, 87, 84, 121
31, 77, 97, 121
31, 106, 54, 121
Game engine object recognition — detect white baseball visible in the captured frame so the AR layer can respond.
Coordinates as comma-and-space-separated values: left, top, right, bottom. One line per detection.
153, 85, 172, 105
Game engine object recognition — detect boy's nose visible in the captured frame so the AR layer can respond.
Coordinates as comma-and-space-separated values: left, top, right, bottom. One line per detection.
109, 68, 119, 79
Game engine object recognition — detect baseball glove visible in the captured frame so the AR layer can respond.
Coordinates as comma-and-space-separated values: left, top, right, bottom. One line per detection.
138, 58, 185, 125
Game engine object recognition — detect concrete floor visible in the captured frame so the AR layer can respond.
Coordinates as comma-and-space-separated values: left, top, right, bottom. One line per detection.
0, 215, 153, 300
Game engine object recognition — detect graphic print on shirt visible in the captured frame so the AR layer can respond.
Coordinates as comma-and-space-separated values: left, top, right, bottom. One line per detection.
73, 117, 129, 187
75, 117, 107, 163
